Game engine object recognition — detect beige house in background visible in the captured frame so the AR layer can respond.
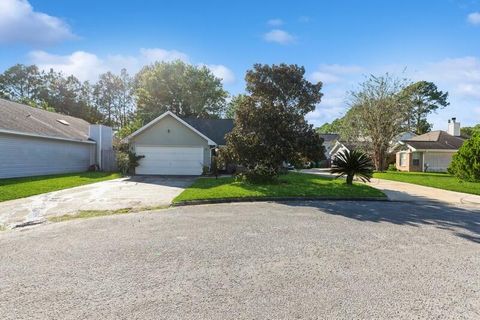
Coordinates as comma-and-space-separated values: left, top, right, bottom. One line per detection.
396, 118, 465, 172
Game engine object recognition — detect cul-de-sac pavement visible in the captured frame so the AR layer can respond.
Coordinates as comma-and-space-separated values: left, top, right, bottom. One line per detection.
1, 194, 479, 319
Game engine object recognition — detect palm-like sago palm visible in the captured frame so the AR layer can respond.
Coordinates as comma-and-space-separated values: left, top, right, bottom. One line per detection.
331, 150, 374, 185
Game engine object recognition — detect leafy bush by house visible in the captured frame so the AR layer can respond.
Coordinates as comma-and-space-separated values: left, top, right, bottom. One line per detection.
236, 164, 279, 184
331, 149, 374, 185
448, 133, 480, 182
387, 163, 397, 171
116, 150, 145, 175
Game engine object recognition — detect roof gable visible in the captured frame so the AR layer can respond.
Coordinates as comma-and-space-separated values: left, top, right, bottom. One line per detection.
402, 130, 465, 150
182, 117, 234, 145
318, 133, 340, 142
0, 98, 90, 141
127, 111, 217, 145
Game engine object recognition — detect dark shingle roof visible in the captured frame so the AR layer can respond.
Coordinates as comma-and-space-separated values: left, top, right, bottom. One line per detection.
0, 98, 91, 141
182, 117, 234, 145
402, 130, 465, 150
318, 133, 340, 142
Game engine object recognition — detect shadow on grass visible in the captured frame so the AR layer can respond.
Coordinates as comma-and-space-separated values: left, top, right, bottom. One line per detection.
0, 172, 119, 187
283, 195, 480, 244
175, 173, 385, 201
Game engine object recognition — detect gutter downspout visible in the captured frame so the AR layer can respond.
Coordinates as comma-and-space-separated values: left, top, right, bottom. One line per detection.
98, 126, 103, 170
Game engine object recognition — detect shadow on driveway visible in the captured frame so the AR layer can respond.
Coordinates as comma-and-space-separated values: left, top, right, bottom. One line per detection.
123, 175, 197, 188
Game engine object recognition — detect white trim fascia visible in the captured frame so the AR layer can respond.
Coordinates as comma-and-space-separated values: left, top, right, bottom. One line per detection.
414, 149, 458, 153
0, 129, 96, 144
328, 140, 348, 157
127, 111, 216, 145
403, 142, 458, 153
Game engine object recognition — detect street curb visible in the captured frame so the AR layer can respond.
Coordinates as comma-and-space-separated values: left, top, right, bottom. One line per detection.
172, 196, 389, 207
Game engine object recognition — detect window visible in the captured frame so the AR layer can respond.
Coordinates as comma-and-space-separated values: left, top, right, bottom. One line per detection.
412, 152, 421, 166
399, 153, 408, 166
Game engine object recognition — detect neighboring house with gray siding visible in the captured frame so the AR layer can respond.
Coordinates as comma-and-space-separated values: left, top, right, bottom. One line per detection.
127, 111, 233, 175
0, 99, 112, 179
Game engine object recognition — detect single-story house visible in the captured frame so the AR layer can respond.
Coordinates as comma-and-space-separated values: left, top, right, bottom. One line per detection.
396, 118, 465, 172
0, 99, 113, 179
127, 111, 234, 175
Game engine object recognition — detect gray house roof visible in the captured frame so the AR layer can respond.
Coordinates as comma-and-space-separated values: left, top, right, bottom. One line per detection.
318, 133, 340, 143
402, 130, 465, 150
0, 98, 91, 142
182, 117, 234, 145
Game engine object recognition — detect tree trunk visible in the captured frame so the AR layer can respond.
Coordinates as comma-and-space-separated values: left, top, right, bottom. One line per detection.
346, 174, 354, 185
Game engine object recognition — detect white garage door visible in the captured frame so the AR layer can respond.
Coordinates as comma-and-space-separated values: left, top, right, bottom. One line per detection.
135, 146, 204, 175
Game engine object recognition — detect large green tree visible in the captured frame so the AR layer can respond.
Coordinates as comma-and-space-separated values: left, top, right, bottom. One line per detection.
225, 94, 248, 119
245, 63, 323, 115
93, 69, 134, 128
38, 71, 103, 123
316, 118, 344, 134
134, 60, 228, 123
401, 81, 449, 134
461, 124, 480, 138
226, 64, 325, 181
0, 64, 43, 106
448, 133, 480, 182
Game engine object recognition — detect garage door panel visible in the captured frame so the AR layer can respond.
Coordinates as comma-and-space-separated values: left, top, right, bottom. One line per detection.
135, 146, 204, 175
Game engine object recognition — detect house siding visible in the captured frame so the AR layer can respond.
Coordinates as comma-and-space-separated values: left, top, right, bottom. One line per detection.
423, 152, 455, 172
396, 151, 423, 172
0, 132, 95, 179
396, 150, 456, 172
130, 114, 211, 167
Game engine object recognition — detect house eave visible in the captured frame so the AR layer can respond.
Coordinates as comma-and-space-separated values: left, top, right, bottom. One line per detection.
0, 129, 95, 144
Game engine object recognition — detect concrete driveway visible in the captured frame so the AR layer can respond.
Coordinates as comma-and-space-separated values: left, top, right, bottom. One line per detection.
0, 176, 195, 228
1, 201, 479, 319
302, 168, 480, 206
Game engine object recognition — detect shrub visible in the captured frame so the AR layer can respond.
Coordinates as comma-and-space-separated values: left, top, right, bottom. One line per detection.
236, 164, 278, 184
387, 163, 397, 171
116, 150, 144, 175
448, 133, 480, 182
331, 149, 374, 185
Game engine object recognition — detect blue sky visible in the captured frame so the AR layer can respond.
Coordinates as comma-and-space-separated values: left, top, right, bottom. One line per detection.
1, 0, 479, 129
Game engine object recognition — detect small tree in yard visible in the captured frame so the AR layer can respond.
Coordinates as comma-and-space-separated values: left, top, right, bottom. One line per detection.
331, 149, 374, 185
343, 74, 409, 171
225, 64, 325, 183
448, 133, 480, 182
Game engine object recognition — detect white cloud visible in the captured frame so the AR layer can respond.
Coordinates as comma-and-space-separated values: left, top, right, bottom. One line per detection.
139, 48, 189, 63
267, 19, 284, 26
310, 72, 342, 84
29, 50, 104, 81
310, 64, 364, 84
412, 57, 480, 95
0, 0, 75, 44
299, 16, 311, 23
264, 29, 295, 45
467, 12, 480, 25
29, 48, 235, 85
203, 64, 235, 84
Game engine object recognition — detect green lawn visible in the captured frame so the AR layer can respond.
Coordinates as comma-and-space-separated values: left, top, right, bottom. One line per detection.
173, 172, 385, 203
373, 171, 480, 195
0, 172, 121, 202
